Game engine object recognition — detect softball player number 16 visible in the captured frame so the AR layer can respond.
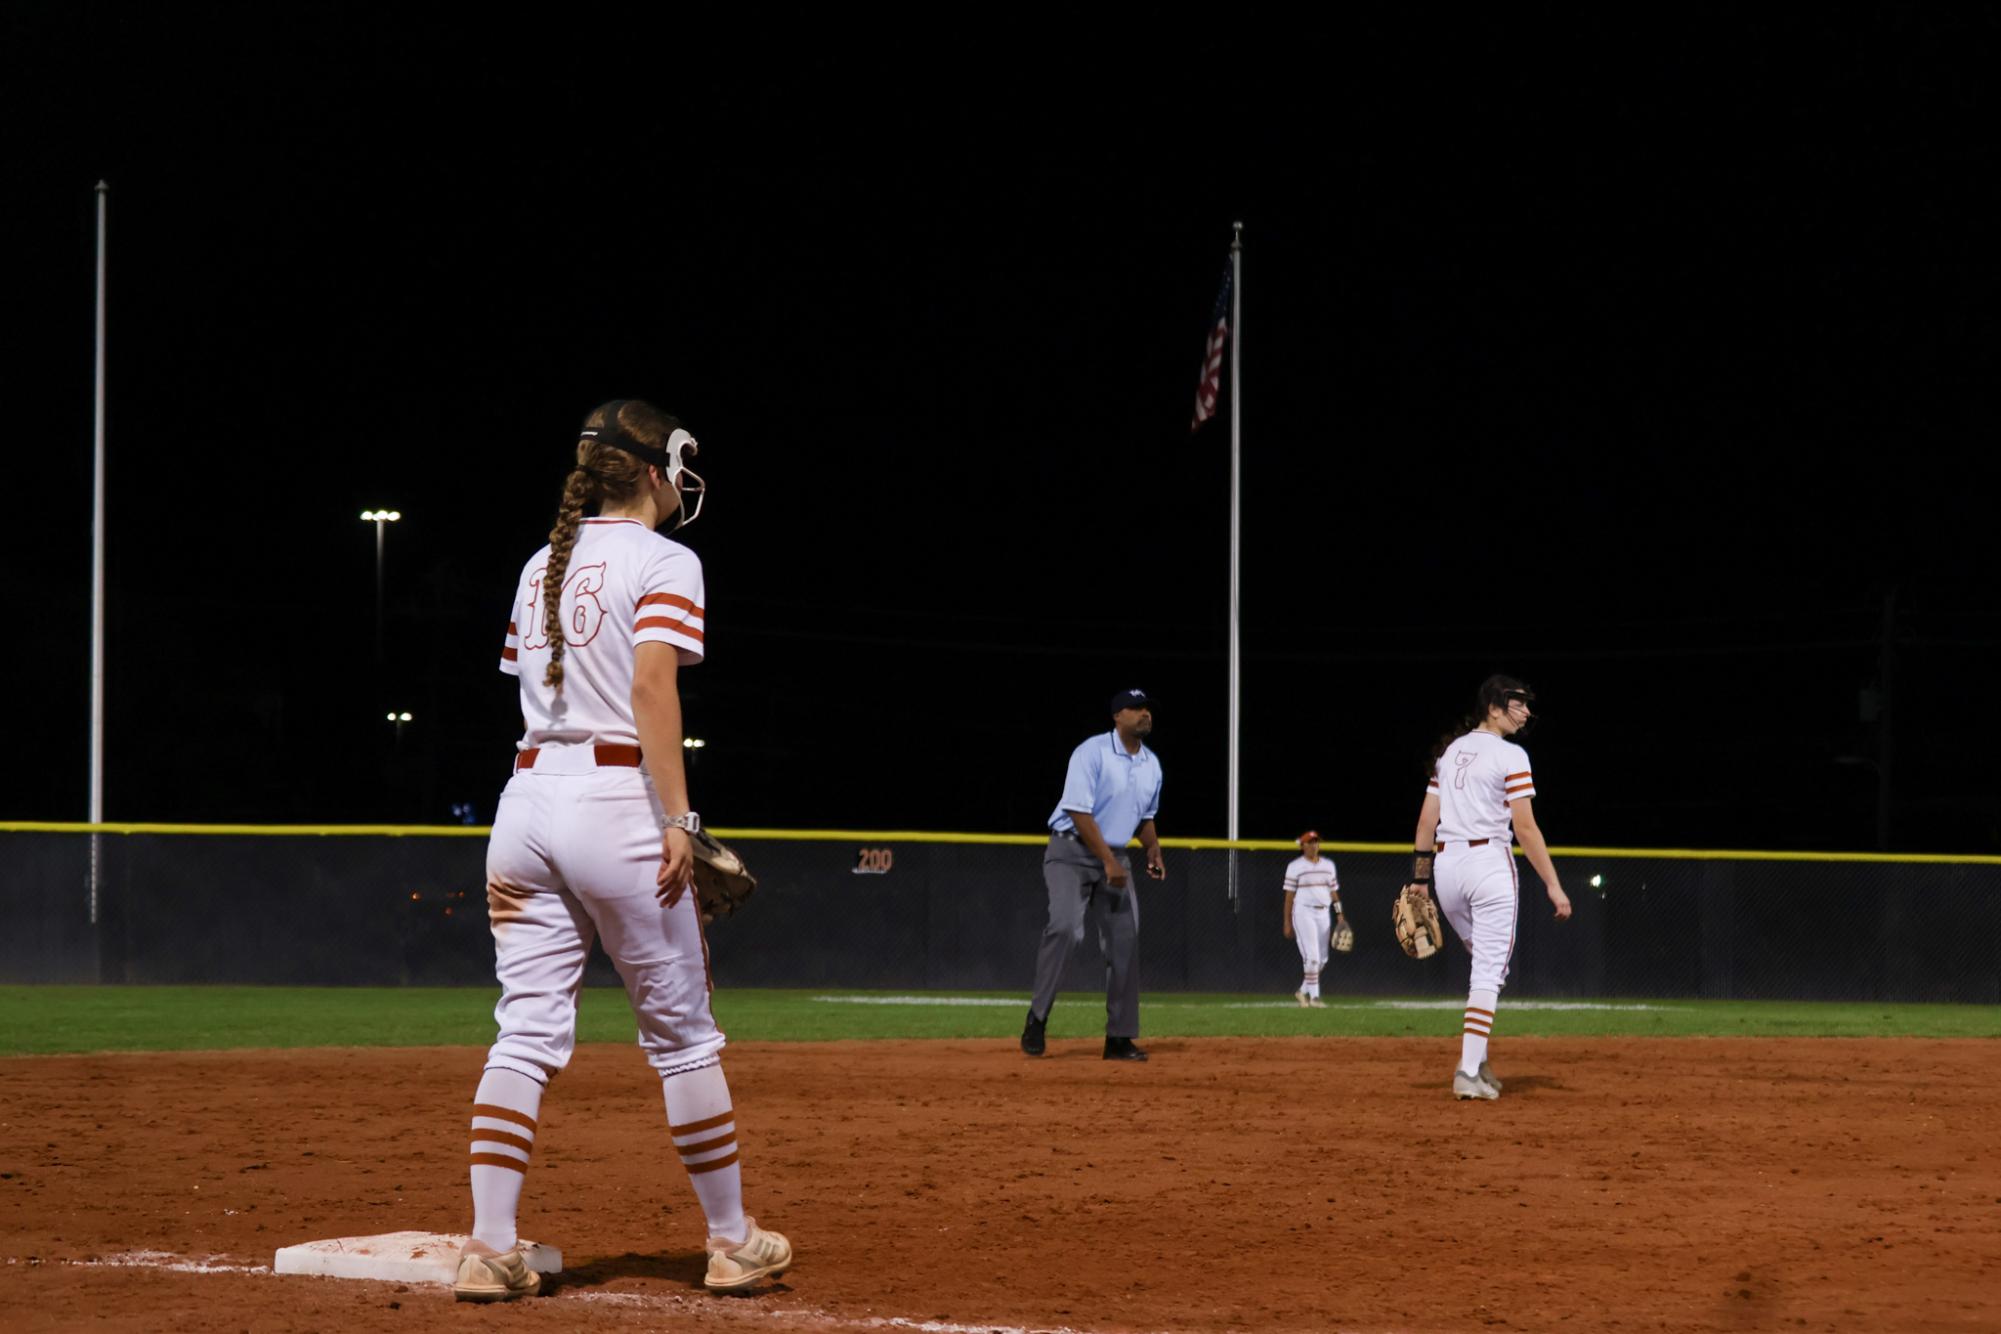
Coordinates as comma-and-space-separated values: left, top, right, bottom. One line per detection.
454, 399, 792, 1302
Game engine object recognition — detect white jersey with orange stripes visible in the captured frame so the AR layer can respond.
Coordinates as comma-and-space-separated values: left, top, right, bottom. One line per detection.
1426, 729, 1536, 843
499, 516, 706, 748
1282, 854, 1339, 909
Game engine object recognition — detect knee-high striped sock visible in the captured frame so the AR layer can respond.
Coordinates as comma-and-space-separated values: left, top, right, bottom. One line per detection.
469, 1066, 545, 1251
1459, 988, 1498, 1075
662, 1061, 747, 1244
1303, 965, 1321, 999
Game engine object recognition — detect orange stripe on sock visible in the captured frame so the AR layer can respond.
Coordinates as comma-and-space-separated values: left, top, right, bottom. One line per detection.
472, 1104, 538, 1132
1465, 1007, 1495, 1019
471, 1130, 534, 1154
470, 1153, 528, 1173
684, 1150, 740, 1176
676, 1131, 736, 1157
669, 1109, 735, 1136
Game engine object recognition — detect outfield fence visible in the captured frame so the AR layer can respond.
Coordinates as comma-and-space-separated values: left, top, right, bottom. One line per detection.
2, 826, 1997, 1003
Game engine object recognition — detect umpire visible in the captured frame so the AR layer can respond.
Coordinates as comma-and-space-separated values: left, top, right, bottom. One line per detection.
1021, 688, 1166, 1062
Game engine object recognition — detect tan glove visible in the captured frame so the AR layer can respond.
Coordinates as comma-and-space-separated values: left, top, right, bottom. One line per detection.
1393, 885, 1443, 959
1331, 917, 1356, 954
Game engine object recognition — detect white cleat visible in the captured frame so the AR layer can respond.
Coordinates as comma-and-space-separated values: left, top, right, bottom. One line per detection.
1478, 1060, 1503, 1093
705, 1217, 793, 1293
1453, 1069, 1500, 1101
1294, 991, 1310, 1008
1307, 997, 1326, 1009
453, 1240, 542, 1303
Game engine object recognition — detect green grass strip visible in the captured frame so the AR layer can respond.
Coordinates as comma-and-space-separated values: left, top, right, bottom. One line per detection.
0, 987, 1996, 1056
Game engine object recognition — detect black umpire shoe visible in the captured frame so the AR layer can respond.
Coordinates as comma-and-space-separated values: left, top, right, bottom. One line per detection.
1021, 1009, 1047, 1057
1103, 1036, 1148, 1062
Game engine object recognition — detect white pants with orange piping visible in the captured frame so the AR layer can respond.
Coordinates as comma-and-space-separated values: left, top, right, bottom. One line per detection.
1433, 841, 1518, 996
482, 754, 724, 1080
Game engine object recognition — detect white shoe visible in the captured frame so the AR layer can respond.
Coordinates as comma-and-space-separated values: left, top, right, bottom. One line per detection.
453, 1240, 541, 1303
1307, 996, 1326, 1009
1294, 991, 1310, 1008
1453, 1069, 1499, 1101
705, 1217, 793, 1293
1478, 1060, 1503, 1093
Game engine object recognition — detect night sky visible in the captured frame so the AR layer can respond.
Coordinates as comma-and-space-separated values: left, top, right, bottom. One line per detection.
7, 12, 1998, 852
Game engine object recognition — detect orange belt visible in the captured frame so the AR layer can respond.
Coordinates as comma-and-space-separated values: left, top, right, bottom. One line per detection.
514, 744, 643, 772
1435, 838, 1491, 851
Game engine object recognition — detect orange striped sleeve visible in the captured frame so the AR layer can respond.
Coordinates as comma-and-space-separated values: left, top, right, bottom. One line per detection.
637, 617, 706, 643
637, 592, 705, 619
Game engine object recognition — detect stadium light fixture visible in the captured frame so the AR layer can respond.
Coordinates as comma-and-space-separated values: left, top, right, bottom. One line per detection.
361, 510, 402, 661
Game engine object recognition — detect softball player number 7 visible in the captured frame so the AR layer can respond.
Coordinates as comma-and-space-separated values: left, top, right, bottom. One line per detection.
1406, 675, 1571, 1101
455, 399, 791, 1302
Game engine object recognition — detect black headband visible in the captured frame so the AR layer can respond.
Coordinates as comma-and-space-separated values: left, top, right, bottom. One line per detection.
579, 400, 676, 470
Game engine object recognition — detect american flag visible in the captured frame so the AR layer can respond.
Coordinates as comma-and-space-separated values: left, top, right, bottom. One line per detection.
1190, 260, 1233, 432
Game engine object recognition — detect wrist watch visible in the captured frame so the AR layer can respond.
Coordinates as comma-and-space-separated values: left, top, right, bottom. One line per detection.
664, 811, 701, 834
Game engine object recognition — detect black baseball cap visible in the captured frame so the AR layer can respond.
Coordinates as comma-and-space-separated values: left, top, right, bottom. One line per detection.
1109, 688, 1153, 715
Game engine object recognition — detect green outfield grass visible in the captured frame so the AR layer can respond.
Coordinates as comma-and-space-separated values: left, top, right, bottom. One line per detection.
0, 987, 1996, 1056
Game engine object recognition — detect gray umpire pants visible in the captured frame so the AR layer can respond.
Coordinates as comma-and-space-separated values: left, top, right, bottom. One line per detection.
1029, 833, 1141, 1038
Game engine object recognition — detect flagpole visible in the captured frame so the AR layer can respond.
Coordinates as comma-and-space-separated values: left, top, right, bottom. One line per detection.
90, 181, 108, 928
1226, 221, 1243, 906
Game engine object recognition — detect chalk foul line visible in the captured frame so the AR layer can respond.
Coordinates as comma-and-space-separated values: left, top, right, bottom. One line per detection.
35, 1250, 1128, 1334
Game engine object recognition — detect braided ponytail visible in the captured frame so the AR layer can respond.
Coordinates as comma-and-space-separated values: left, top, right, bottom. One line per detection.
540, 400, 675, 690
542, 468, 596, 689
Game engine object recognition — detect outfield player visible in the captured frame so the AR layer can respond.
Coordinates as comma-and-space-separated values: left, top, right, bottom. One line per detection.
1406, 675, 1571, 1101
455, 400, 791, 1302
1281, 830, 1344, 1007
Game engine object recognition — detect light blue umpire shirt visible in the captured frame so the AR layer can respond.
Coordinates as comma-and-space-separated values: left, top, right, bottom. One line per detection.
1048, 730, 1163, 848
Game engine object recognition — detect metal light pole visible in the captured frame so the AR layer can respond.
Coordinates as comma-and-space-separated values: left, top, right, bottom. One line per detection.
1226, 220, 1243, 907
360, 510, 400, 662
89, 181, 108, 931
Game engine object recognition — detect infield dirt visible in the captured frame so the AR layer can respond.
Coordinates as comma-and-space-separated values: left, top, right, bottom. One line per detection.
2, 1037, 1997, 1332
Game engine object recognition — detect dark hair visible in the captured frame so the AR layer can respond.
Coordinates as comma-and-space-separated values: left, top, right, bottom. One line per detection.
1429, 674, 1534, 763
542, 399, 684, 690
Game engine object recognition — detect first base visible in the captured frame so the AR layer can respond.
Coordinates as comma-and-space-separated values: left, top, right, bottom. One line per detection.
274, 1232, 562, 1284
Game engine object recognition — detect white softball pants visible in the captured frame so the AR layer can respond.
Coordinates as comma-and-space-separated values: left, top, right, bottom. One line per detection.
1432, 841, 1519, 995
482, 758, 725, 1081
1291, 901, 1332, 975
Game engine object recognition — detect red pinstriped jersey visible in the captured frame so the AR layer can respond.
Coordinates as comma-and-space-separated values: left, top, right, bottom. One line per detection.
499, 517, 705, 750
1426, 730, 1536, 844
